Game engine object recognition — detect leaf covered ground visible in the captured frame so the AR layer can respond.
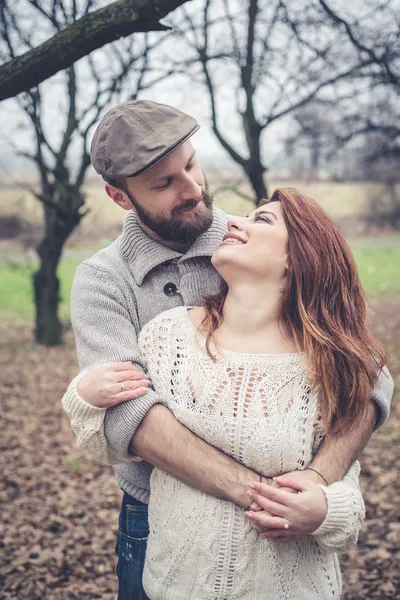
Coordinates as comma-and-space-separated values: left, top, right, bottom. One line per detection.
0, 298, 399, 599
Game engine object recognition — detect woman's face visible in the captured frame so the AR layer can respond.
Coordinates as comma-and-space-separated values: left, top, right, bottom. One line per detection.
212, 202, 289, 283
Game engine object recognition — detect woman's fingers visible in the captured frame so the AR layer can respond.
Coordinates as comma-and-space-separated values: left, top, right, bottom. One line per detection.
113, 370, 151, 383
110, 387, 148, 405
249, 482, 296, 507
247, 491, 288, 517
246, 511, 286, 530
77, 362, 151, 408
111, 379, 149, 403
273, 475, 310, 492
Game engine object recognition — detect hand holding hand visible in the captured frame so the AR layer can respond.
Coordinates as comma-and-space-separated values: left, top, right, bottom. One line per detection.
77, 362, 151, 408
246, 473, 328, 541
246, 478, 298, 540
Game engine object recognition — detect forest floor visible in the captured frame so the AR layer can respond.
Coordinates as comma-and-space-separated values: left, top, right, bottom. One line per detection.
0, 297, 399, 599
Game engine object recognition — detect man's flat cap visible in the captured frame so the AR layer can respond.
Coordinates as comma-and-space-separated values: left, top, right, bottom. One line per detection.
90, 100, 200, 180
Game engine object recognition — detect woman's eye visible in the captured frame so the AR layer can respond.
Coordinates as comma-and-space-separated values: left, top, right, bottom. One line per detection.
255, 215, 271, 223
185, 162, 194, 171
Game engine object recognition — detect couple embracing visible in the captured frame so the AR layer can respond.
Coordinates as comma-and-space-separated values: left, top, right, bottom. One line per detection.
62, 100, 393, 600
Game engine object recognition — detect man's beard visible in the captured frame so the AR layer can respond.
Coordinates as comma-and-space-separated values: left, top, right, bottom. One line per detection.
126, 183, 214, 244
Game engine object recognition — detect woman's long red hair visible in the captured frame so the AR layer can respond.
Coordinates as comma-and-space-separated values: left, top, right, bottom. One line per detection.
203, 188, 387, 435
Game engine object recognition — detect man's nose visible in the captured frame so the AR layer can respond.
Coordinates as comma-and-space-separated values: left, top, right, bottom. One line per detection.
179, 173, 202, 200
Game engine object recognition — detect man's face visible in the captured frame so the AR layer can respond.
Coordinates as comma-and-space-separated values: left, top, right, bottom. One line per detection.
123, 141, 213, 244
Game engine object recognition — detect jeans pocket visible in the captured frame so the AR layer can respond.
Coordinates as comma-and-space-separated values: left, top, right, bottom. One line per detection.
123, 503, 150, 541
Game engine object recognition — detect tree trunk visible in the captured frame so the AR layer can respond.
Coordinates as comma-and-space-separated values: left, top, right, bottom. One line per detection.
33, 244, 63, 346
33, 203, 82, 346
246, 161, 268, 204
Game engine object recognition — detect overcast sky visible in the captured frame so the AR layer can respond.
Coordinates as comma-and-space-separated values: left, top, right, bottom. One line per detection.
1, 0, 396, 183
0, 0, 296, 182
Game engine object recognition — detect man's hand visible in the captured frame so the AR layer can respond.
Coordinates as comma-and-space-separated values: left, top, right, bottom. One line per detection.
245, 473, 328, 541
77, 362, 150, 407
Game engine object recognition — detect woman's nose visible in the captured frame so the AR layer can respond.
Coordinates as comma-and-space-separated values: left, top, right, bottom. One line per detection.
227, 217, 246, 231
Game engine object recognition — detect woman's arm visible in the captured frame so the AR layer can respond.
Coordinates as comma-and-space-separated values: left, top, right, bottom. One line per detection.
311, 462, 365, 552
61, 362, 150, 465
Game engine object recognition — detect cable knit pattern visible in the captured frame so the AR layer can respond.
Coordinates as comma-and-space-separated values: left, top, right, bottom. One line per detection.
137, 307, 365, 600
314, 462, 365, 553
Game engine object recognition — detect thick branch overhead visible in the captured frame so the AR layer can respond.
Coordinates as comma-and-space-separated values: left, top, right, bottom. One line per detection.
0, 0, 189, 100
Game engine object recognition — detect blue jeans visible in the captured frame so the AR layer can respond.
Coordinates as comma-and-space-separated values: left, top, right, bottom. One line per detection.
115, 492, 150, 600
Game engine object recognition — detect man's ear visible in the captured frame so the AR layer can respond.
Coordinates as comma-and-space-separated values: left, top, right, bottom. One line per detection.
105, 184, 132, 211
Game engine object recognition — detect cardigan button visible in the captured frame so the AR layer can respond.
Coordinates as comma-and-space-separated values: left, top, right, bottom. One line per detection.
164, 282, 177, 297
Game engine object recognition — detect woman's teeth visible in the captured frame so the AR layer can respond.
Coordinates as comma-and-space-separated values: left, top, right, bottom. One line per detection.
224, 238, 244, 244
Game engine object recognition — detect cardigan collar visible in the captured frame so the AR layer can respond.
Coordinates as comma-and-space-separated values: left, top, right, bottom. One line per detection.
119, 207, 229, 285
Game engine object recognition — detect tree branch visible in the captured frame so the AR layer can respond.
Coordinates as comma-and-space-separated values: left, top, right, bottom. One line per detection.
0, 0, 190, 101
318, 0, 400, 92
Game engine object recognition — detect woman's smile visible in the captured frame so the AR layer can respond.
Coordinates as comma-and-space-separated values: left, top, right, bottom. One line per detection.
220, 232, 247, 246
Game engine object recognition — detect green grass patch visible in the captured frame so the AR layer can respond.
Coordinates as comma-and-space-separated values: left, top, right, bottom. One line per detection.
0, 258, 81, 323
352, 243, 400, 296
0, 241, 399, 324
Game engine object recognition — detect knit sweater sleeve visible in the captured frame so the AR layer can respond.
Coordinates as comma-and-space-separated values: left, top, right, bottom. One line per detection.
61, 371, 111, 464
311, 461, 365, 552
370, 365, 393, 430
68, 261, 166, 464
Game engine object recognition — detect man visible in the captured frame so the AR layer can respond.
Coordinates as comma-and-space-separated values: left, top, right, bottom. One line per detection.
62, 100, 393, 599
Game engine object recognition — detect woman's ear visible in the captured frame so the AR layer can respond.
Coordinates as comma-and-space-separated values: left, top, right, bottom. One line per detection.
284, 254, 289, 276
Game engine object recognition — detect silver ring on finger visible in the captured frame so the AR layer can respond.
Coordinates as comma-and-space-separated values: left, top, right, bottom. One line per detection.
283, 519, 290, 530
120, 381, 125, 393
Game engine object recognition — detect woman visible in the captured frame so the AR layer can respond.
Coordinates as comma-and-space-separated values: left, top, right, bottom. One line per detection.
134, 188, 386, 599
65, 188, 387, 598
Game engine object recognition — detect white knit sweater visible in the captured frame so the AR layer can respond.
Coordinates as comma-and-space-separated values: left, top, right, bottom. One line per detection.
138, 307, 365, 600
62, 306, 366, 599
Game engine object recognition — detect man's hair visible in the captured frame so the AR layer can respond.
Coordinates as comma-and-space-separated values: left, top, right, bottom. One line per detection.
102, 175, 126, 191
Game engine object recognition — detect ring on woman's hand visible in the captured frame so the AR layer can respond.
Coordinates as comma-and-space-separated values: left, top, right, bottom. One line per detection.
283, 520, 290, 530
120, 381, 125, 393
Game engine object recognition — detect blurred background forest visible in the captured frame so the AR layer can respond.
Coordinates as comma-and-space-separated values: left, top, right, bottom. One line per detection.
0, 0, 399, 598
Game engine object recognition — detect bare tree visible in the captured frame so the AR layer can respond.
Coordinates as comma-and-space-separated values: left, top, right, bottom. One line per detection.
148, 0, 399, 203
0, 0, 191, 100
159, 0, 390, 203
307, 1, 400, 226
282, 101, 339, 180
291, 1, 400, 164
0, 0, 174, 345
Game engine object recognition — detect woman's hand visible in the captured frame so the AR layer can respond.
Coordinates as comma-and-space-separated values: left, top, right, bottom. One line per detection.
77, 362, 151, 408
245, 479, 298, 540
245, 475, 328, 541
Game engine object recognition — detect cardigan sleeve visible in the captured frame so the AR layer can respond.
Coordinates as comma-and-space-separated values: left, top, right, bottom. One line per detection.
68, 261, 167, 463
312, 461, 365, 552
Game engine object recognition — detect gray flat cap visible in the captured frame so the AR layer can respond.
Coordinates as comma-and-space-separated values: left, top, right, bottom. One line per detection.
90, 100, 200, 179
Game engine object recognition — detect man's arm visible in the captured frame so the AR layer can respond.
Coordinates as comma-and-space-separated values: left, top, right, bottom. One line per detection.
292, 366, 393, 485
70, 261, 258, 505
130, 404, 258, 507
309, 402, 377, 484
